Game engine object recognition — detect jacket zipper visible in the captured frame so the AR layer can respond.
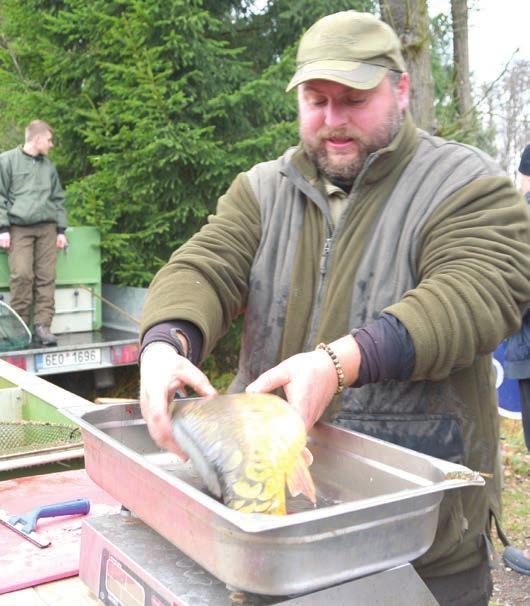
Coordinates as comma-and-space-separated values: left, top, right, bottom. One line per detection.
305, 226, 334, 348
303, 156, 378, 350
320, 235, 332, 274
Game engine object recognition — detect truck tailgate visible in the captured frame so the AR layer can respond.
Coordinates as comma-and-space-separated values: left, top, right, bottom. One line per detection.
0, 327, 138, 375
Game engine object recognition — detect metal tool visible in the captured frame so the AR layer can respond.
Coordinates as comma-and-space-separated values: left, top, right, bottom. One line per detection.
0, 498, 90, 548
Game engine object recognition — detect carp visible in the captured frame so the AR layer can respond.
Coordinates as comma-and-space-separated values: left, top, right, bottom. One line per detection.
170, 393, 316, 515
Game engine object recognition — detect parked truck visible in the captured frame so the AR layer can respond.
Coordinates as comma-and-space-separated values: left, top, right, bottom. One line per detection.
0, 226, 144, 394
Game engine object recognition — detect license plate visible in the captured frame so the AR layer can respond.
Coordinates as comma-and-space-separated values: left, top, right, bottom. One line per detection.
36, 348, 101, 371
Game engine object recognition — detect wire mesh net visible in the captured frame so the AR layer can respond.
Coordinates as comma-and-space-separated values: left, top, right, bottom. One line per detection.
0, 300, 32, 351
0, 420, 82, 458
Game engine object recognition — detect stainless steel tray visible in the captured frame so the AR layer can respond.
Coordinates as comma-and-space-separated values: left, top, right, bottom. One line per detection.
62, 399, 484, 596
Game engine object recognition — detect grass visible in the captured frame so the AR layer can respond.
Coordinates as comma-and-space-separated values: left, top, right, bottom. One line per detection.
488, 417, 529, 606
497, 417, 530, 545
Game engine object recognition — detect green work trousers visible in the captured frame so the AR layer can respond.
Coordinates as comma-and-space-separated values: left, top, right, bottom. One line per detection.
8, 223, 57, 327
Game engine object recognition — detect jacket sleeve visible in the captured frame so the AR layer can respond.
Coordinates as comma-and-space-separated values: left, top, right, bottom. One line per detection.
49, 166, 68, 229
0, 155, 12, 228
140, 172, 262, 359
384, 175, 530, 381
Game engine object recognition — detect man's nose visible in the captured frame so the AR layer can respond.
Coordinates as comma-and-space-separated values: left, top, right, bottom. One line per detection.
324, 100, 348, 128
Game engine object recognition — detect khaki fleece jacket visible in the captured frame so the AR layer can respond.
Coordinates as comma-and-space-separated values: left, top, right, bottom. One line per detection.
141, 113, 530, 577
0, 146, 67, 230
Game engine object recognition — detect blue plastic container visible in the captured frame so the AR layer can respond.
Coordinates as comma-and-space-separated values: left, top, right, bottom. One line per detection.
493, 341, 522, 420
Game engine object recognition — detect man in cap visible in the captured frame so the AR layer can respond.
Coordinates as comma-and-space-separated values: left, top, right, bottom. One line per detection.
502, 144, 530, 576
139, 11, 530, 604
505, 144, 530, 453
0, 120, 68, 345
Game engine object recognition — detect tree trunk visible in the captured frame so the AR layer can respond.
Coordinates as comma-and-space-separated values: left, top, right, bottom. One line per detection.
451, 0, 473, 132
380, 0, 435, 132
489, 60, 530, 178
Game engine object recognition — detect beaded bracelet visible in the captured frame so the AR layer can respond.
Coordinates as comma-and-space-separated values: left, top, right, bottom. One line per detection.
316, 342, 345, 394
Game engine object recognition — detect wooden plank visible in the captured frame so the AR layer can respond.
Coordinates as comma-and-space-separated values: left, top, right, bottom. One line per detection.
0, 587, 44, 605
0, 577, 103, 605
34, 577, 102, 605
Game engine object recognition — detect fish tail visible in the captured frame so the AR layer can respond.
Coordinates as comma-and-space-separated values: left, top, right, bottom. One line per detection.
286, 448, 316, 505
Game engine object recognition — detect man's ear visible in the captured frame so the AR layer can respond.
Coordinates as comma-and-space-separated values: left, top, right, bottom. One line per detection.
397, 72, 410, 111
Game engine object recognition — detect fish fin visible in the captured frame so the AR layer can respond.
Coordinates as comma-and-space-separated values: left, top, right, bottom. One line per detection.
301, 447, 313, 467
286, 453, 316, 505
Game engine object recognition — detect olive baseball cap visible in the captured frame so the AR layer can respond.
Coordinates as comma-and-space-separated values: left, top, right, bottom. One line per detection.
286, 11, 406, 92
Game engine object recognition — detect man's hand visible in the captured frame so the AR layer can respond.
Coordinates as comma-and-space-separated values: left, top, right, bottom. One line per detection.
56, 234, 68, 249
246, 334, 361, 429
139, 341, 217, 458
0, 232, 10, 249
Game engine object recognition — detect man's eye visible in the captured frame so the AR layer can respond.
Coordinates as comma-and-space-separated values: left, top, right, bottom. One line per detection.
346, 98, 366, 106
309, 98, 327, 106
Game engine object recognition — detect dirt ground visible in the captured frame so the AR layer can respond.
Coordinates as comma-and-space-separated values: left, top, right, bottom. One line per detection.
491, 562, 530, 605
489, 421, 530, 606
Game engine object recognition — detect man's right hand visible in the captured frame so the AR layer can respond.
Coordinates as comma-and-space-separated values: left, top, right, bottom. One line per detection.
139, 341, 217, 459
0, 232, 10, 249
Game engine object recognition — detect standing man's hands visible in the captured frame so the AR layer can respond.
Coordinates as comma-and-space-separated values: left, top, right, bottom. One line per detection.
1, 232, 66, 250
0, 232, 10, 249
56, 234, 68, 249
139, 341, 217, 458
246, 335, 361, 429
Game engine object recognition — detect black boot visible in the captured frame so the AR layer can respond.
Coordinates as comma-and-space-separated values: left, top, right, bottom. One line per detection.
34, 324, 58, 346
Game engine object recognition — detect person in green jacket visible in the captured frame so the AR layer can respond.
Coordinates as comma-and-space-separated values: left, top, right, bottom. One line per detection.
139, 11, 530, 605
0, 120, 68, 345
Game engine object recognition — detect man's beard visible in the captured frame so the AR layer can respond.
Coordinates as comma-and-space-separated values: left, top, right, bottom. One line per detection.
301, 104, 403, 186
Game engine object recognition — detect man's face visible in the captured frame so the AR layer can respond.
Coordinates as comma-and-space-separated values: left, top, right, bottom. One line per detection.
34, 131, 54, 156
298, 74, 409, 184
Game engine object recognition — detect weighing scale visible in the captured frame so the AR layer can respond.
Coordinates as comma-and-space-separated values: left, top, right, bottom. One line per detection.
79, 508, 440, 605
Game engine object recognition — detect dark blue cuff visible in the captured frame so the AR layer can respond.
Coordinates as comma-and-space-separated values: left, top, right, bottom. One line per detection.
353, 312, 415, 386
140, 321, 203, 366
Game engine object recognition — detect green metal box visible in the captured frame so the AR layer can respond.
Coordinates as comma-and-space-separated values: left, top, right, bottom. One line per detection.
0, 226, 102, 332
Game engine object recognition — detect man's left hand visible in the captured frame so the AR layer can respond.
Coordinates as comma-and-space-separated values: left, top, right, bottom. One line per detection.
56, 234, 68, 249
246, 334, 361, 429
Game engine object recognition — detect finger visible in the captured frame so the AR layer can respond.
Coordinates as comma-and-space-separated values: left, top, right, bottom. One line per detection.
178, 361, 218, 397
282, 384, 309, 427
141, 384, 189, 459
140, 354, 216, 457
285, 378, 335, 430
139, 383, 171, 437
246, 364, 291, 394
140, 360, 181, 445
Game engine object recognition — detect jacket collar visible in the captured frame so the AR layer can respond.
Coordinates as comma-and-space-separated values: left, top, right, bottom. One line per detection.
18, 145, 44, 161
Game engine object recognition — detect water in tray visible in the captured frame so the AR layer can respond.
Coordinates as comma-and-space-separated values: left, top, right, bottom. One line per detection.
287, 490, 343, 514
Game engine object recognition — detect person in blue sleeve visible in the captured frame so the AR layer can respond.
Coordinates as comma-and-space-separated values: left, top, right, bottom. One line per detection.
502, 143, 530, 576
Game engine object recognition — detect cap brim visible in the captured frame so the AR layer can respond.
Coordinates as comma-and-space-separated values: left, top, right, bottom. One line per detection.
286, 60, 388, 92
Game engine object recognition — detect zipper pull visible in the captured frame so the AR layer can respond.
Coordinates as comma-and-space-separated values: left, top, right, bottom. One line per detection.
320, 237, 332, 274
